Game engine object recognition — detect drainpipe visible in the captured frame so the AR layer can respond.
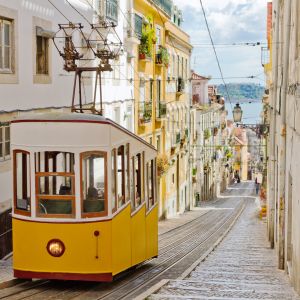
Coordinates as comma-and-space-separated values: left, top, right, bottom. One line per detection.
268, 0, 280, 249
277, 0, 291, 270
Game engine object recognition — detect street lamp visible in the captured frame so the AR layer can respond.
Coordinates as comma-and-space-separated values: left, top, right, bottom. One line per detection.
233, 103, 243, 123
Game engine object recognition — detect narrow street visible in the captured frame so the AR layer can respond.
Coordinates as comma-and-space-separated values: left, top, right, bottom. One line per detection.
145, 182, 300, 300
0, 184, 249, 300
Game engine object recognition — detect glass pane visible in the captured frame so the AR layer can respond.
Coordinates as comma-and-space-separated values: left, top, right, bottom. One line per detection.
0, 127, 2, 141
5, 126, 10, 141
0, 46, 3, 69
125, 144, 130, 201
4, 23, 10, 46
0, 142, 3, 158
117, 146, 124, 207
148, 160, 154, 206
135, 154, 141, 206
82, 153, 106, 214
38, 199, 72, 215
38, 176, 74, 196
15, 152, 30, 211
5, 141, 10, 156
111, 150, 116, 211
35, 152, 74, 173
4, 46, 10, 69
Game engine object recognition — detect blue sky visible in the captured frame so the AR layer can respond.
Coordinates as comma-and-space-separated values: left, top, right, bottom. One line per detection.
173, 0, 268, 85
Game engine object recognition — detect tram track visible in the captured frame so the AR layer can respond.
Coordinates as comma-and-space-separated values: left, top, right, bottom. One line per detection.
0, 186, 250, 300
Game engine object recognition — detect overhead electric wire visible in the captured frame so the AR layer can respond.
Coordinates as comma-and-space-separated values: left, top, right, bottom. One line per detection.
199, 0, 233, 111
65, 0, 92, 25
47, 0, 72, 23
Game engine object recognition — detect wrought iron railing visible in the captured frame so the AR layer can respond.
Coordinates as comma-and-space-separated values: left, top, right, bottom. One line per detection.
153, 0, 172, 16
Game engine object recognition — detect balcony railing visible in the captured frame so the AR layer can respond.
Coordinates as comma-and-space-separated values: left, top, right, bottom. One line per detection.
156, 102, 167, 119
139, 101, 152, 123
153, 0, 172, 17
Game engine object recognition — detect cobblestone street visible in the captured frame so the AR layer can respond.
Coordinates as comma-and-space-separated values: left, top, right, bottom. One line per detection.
148, 184, 300, 300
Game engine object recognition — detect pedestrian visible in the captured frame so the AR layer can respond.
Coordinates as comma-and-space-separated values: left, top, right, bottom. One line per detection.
255, 177, 260, 195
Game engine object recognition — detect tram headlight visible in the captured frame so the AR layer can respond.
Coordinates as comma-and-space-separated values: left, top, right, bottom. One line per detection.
46, 239, 65, 257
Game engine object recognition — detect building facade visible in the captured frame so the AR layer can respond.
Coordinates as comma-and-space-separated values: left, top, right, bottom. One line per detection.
132, 0, 192, 218
267, 0, 300, 294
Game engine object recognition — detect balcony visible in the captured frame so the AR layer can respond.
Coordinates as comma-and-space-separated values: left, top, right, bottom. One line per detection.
156, 102, 167, 119
139, 101, 152, 124
153, 0, 172, 17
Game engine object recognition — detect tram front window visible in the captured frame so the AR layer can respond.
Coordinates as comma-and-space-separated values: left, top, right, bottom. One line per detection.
81, 152, 107, 216
14, 150, 31, 215
35, 152, 75, 217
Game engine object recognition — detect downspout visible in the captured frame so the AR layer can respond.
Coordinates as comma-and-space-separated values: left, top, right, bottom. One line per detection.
278, 0, 291, 270
269, 0, 280, 249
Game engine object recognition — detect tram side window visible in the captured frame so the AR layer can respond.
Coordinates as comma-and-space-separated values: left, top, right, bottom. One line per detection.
134, 153, 142, 207
147, 159, 155, 208
117, 146, 125, 207
35, 151, 75, 217
81, 152, 107, 216
111, 149, 117, 212
131, 156, 135, 211
125, 144, 130, 202
14, 151, 31, 214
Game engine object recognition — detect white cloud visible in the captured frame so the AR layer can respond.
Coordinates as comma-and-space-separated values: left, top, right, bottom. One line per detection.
173, 0, 268, 85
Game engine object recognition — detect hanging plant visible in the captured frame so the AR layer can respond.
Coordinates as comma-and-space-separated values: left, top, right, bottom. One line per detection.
156, 45, 169, 67
157, 153, 169, 176
204, 128, 211, 140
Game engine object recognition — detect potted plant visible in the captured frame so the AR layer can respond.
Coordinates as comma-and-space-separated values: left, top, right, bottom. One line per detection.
156, 45, 169, 67
138, 16, 156, 60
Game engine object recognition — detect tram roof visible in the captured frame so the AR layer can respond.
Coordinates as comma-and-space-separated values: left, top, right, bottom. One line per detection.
12, 112, 157, 151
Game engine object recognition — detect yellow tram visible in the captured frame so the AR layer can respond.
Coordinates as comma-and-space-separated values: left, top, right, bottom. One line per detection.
11, 113, 158, 281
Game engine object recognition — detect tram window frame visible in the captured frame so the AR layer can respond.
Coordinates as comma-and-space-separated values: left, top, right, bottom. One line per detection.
125, 143, 130, 203
147, 159, 155, 209
80, 151, 108, 218
134, 153, 142, 208
35, 151, 76, 218
131, 156, 135, 211
13, 150, 31, 216
111, 149, 117, 213
117, 145, 125, 208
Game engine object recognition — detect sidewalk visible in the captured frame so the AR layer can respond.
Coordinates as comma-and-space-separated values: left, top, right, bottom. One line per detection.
147, 198, 300, 299
0, 205, 211, 288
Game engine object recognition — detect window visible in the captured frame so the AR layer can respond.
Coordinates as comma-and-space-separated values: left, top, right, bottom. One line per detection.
125, 144, 130, 201
0, 18, 12, 72
81, 152, 107, 217
36, 31, 49, 75
111, 149, 117, 212
131, 156, 135, 211
150, 79, 153, 102
157, 79, 161, 102
14, 150, 31, 216
114, 107, 120, 124
155, 26, 161, 50
117, 146, 125, 207
126, 106, 133, 131
0, 125, 10, 160
106, 0, 118, 24
147, 159, 155, 208
113, 57, 120, 84
134, 14, 143, 39
35, 152, 75, 217
134, 153, 142, 207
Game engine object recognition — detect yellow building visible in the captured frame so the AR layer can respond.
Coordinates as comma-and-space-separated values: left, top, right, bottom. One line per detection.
132, 1, 192, 218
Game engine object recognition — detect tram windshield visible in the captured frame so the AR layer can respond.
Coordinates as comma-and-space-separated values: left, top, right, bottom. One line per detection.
81, 152, 106, 216
35, 152, 75, 217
